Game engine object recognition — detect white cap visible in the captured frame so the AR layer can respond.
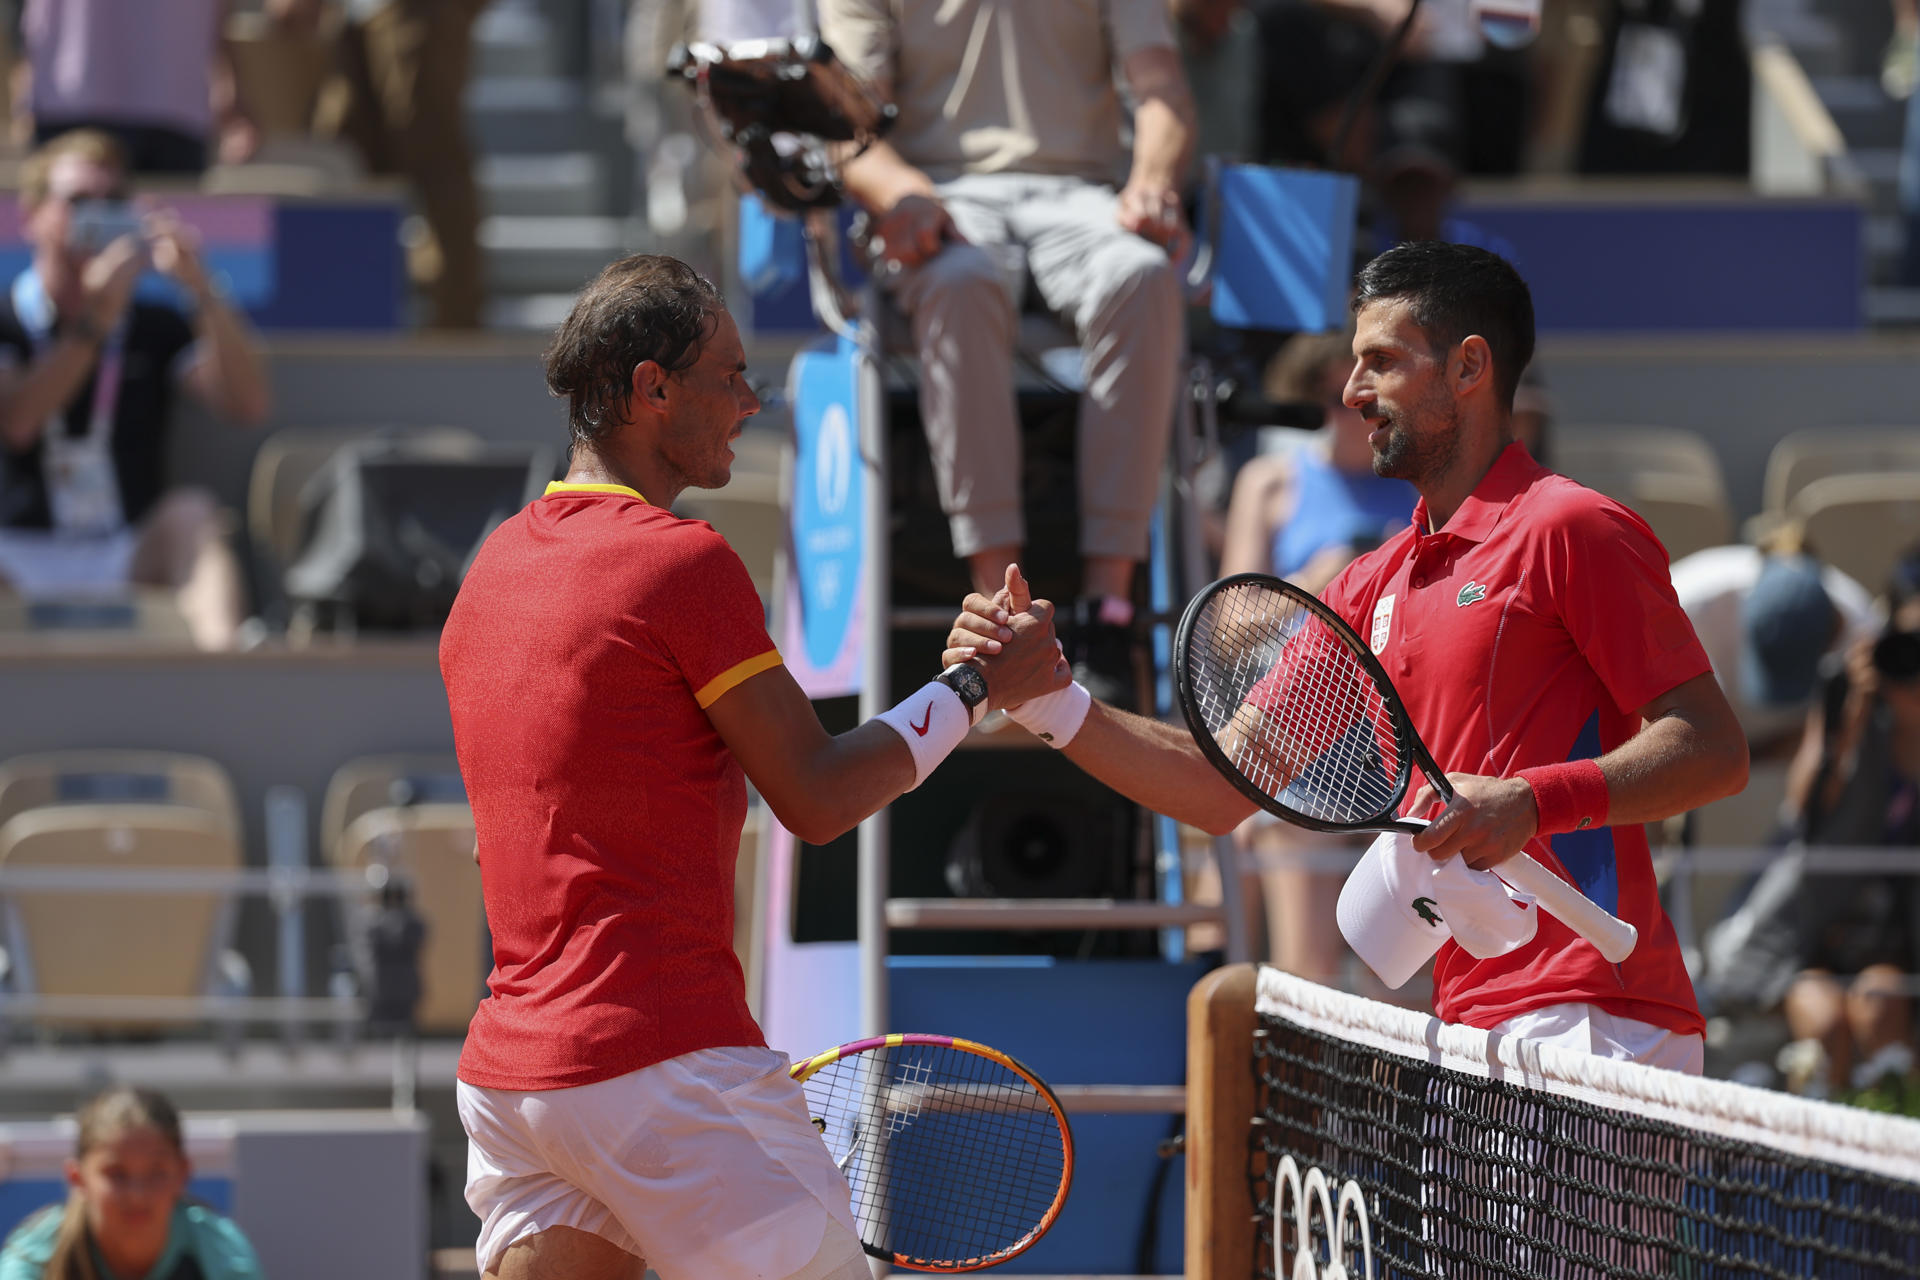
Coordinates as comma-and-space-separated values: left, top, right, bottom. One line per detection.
1337, 831, 1540, 988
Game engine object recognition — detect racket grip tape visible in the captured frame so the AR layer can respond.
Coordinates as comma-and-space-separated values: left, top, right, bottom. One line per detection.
1497, 853, 1638, 963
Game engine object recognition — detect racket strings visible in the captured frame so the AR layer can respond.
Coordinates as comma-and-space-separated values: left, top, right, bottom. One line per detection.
801, 1044, 1067, 1267
1189, 583, 1404, 825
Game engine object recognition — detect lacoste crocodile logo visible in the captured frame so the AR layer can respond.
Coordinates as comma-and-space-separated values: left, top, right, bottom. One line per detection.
1412, 897, 1442, 927
1457, 581, 1488, 607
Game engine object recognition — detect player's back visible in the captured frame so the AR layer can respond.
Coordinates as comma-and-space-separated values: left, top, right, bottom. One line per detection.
440, 486, 774, 1088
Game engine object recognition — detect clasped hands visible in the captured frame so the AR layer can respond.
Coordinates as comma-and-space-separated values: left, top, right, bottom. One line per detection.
942, 565, 1070, 711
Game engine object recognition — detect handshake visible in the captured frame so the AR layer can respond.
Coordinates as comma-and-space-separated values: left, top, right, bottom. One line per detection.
938, 565, 1096, 747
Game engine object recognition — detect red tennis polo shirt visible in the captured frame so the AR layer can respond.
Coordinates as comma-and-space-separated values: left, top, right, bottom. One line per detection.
1320, 443, 1711, 1036
441, 482, 778, 1090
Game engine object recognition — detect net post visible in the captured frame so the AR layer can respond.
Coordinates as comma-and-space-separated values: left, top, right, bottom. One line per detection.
1187, 962, 1258, 1280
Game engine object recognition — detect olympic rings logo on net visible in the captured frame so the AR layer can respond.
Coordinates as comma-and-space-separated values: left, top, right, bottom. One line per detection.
1274, 1155, 1374, 1280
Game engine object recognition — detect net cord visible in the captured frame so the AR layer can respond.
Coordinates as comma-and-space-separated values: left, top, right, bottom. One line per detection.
1255, 966, 1920, 1183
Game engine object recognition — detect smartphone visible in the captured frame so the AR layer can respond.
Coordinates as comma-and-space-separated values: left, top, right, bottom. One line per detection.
67, 200, 145, 255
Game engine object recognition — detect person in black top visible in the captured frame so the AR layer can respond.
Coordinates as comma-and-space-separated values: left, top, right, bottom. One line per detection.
0, 129, 269, 647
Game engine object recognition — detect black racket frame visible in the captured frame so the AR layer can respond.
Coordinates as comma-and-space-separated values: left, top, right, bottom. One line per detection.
1172, 571, 1457, 836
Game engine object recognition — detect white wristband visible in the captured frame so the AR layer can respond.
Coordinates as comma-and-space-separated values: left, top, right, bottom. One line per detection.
874, 679, 972, 790
1005, 680, 1092, 748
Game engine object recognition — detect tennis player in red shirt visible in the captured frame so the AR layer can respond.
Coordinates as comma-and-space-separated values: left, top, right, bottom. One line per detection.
947, 242, 1749, 1073
440, 255, 1067, 1280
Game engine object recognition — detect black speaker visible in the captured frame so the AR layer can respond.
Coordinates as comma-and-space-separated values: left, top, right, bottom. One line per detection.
945, 789, 1128, 900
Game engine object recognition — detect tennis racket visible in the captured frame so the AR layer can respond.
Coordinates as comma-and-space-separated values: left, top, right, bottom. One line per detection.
1173, 572, 1637, 963
791, 1033, 1072, 1273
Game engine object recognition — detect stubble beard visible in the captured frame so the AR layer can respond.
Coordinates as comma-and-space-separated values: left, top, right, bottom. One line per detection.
1369, 392, 1462, 486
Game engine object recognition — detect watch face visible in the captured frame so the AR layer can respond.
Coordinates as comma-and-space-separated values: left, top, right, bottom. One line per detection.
946, 664, 988, 705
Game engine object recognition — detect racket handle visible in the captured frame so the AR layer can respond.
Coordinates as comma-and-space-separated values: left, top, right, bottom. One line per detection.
1497, 853, 1638, 963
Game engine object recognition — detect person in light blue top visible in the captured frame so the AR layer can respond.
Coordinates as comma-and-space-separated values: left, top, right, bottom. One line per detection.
0, 1086, 262, 1280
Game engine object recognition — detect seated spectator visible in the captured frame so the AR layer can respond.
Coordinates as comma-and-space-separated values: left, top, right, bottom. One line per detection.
0, 130, 271, 649
1770, 548, 1920, 1099
0, 1086, 264, 1280
1671, 527, 1880, 759
819, 0, 1196, 707
13, 0, 256, 174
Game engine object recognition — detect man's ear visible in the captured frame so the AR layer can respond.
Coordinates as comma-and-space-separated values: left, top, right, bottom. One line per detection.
1455, 335, 1494, 398
630, 360, 670, 413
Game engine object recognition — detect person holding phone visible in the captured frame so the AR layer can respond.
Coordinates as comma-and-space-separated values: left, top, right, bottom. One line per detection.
0, 129, 269, 648
1773, 548, 1920, 1098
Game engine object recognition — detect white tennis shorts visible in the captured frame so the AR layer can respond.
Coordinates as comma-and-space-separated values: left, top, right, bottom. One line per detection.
1491, 1002, 1705, 1075
457, 1046, 867, 1279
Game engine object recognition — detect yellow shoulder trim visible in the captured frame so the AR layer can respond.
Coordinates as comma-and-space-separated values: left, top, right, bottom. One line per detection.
693, 648, 784, 708
544, 481, 646, 501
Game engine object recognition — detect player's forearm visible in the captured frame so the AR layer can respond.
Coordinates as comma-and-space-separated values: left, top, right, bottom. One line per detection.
761, 721, 918, 846
1063, 702, 1258, 835
1593, 703, 1749, 829
838, 140, 937, 214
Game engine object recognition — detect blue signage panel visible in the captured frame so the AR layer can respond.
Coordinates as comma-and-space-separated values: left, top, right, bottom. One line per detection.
784, 334, 867, 694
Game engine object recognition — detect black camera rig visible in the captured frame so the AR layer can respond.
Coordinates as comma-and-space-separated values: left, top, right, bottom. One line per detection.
666, 36, 896, 213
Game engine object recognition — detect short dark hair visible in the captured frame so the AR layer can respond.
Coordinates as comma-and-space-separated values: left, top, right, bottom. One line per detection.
1352, 242, 1535, 410
544, 254, 724, 446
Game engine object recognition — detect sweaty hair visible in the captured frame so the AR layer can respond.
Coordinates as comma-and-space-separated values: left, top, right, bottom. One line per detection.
37, 1087, 186, 1280
1352, 242, 1535, 411
544, 254, 723, 447
19, 129, 130, 206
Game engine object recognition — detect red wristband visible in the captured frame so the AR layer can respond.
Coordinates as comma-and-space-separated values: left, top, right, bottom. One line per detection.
1518, 759, 1609, 836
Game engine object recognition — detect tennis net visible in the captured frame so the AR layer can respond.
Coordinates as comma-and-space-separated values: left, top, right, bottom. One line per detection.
1249, 967, 1920, 1279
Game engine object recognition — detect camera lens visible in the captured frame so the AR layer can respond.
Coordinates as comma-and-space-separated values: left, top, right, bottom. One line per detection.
1872, 630, 1920, 683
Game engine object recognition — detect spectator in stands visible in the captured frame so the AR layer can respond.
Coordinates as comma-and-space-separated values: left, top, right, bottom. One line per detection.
1672, 526, 1881, 760
272, 0, 488, 329
1770, 548, 1920, 1100
0, 130, 271, 649
818, 0, 1196, 707
12, 0, 257, 174
0, 1085, 264, 1280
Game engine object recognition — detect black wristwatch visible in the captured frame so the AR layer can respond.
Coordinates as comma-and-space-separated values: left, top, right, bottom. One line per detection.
937, 663, 989, 725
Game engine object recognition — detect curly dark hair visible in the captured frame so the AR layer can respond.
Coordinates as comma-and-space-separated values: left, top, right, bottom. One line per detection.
544, 255, 724, 446
1353, 242, 1535, 411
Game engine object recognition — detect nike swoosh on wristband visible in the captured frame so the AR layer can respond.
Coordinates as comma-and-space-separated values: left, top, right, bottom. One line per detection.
910, 705, 934, 736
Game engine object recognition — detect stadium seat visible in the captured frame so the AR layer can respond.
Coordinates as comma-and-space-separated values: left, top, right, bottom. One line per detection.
1555, 425, 1729, 491
0, 750, 240, 837
1791, 472, 1920, 594
320, 754, 465, 868
336, 804, 484, 1035
0, 804, 240, 1024
1552, 426, 1735, 559
1762, 426, 1920, 515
